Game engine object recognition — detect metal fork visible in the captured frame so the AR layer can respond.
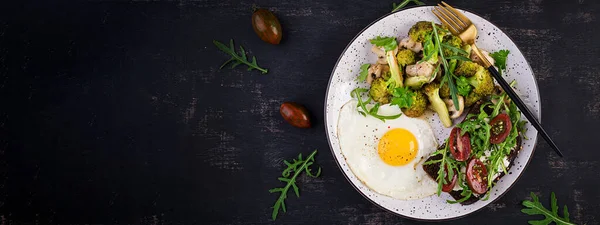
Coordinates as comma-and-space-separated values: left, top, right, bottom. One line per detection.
432, 1, 564, 157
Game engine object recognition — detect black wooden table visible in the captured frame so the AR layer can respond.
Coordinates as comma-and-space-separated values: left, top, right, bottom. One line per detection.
1, 0, 599, 224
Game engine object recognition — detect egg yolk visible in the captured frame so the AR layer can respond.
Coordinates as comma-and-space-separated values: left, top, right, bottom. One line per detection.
378, 128, 418, 166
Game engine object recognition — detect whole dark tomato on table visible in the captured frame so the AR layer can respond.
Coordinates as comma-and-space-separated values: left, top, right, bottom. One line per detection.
280, 102, 311, 128
252, 9, 282, 45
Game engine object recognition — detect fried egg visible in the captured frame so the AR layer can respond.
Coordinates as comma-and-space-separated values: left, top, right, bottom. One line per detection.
337, 100, 438, 200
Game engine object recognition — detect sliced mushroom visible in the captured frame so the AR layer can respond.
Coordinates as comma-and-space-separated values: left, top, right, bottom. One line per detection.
405, 61, 435, 77
371, 45, 387, 64
371, 45, 399, 64
399, 37, 423, 53
366, 64, 390, 84
444, 96, 465, 119
470, 49, 495, 68
366, 64, 381, 84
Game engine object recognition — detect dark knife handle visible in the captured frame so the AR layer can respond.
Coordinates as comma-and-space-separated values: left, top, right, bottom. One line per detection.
487, 66, 563, 157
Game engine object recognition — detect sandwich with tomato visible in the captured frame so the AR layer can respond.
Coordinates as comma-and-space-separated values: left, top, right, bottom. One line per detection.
423, 83, 527, 204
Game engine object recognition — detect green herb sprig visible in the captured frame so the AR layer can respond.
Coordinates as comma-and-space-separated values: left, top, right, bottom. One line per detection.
369, 36, 398, 51
490, 50, 510, 75
456, 76, 472, 96
351, 88, 402, 121
390, 87, 415, 108
356, 64, 371, 82
392, 0, 425, 12
522, 192, 575, 225
213, 39, 268, 74
269, 150, 321, 220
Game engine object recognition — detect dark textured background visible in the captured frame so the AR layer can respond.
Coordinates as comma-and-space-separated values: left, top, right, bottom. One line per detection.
0, 0, 599, 224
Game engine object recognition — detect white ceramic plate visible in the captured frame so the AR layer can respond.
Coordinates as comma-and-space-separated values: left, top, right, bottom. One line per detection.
324, 6, 541, 221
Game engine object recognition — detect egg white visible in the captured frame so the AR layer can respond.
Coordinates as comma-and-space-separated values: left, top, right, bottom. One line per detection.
337, 100, 439, 200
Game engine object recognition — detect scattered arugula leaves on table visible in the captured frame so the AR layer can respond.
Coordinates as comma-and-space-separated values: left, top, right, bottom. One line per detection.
351, 88, 402, 121
356, 64, 371, 82
213, 39, 268, 74
369, 36, 398, 51
392, 0, 425, 12
490, 49, 510, 75
522, 192, 575, 225
269, 150, 321, 220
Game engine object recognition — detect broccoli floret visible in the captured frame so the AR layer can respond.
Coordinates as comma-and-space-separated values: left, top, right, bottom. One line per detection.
454, 61, 493, 96
439, 82, 450, 98
465, 91, 481, 107
369, 78, 391, 104
468, 68, 495, 96
462, 45, 472, 58
396, 49, 416, 66
408, 21, 447, 43
409, 21, 433, 42
401, 91, 428, 117
440, 63, 493, 99
385, 51, 404, 89
455, 45, 473, 71
423, 82, 452, 127
404, 75, 432, 89
455, 61, 481, 77
368, 44, 404, 103
382, 70, 391, 80
442, 35, 463, 56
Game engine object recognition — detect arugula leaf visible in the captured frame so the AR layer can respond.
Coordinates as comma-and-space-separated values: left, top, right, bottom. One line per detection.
356, 64, 371, 82
213, 39, 268, 74
392, 0, 425, 12
441, 43, 469, 56
431, 22, 460, 110
426, 141, 460, 196
490, 50, 509, 75
270, 150, 321, 220
445, 55, 472, 61
522, 192, 575, 225
420, 33, 436, 63
351, 88, 402, 121
456, 76, 472, 96
390, 87, 415, 108
370, 36, 398, 51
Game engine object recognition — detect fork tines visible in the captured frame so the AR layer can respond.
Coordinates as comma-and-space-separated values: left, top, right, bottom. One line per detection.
432, 2, 471, 34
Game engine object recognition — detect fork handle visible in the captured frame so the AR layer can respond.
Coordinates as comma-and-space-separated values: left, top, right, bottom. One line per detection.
486, 66, 564, 157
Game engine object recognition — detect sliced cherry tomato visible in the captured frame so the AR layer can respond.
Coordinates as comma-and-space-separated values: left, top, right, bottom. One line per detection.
490, 113, 512, 144
466, 158, 488, 195
448, 127, 471, 161
441, 165, 457, 192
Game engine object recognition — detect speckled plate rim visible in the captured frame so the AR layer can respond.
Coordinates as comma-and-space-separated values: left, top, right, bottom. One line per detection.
323, 5, 541, 221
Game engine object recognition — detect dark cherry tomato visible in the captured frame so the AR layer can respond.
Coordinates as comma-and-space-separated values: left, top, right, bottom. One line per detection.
466, 158, 488, 195
489, 113, 512, 144
441, 165, 457, 192
448, 127, 471, 161
280, 102, 311, 128
252, 8, 282, 45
